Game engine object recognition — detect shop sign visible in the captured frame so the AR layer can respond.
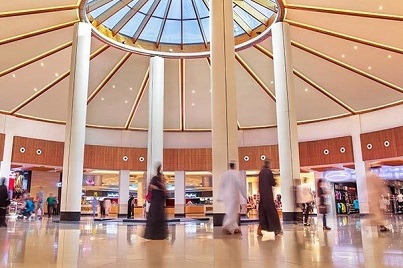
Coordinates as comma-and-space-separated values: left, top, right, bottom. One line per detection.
107, 193, 119, 198
324, 170, 356, 182
185, 193, 197, 198
371, 166, 403, 180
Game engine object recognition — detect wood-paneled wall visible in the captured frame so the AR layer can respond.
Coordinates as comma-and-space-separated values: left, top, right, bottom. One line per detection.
238, 145, 279, 170
164, 148, 212, 171
299, 136, 354, 166
84, 145, 147, 170
12, 136, 64, 166
361, 126, 402, 161
0, 133, 4, 161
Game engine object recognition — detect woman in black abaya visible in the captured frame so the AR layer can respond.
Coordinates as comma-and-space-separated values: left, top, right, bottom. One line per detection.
144, 163, 168, 240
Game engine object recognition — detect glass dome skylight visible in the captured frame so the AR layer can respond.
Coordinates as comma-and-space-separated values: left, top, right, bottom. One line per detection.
82, 0, 280, 57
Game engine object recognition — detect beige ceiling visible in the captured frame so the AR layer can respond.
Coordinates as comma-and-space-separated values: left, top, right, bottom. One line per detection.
1, 0, 402, 131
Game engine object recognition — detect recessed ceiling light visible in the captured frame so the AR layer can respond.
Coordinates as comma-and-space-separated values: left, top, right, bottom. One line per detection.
101, 98, 104, 101
379, 6, 383, 10
353, 46, 358, 50
34, 88, 37, 92
388, 55, 392, 59
125, 100, 128, 104
129, 87, 133, 90
112, 85, 116, 88
192, 90, 195, 93
368, 66, 372, 70
12, 74, 16, 78
191, 103, 195, 106
55, 73, 59, 77
341, 54, 345, 58
40, 62, 44, 67
304, 88, 308, 92
270, 81, 274, 84
209, 90, 212, 93
169, 49, 173, 52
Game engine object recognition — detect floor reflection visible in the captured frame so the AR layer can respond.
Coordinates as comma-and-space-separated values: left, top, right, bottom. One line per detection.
0, 215, 402, 267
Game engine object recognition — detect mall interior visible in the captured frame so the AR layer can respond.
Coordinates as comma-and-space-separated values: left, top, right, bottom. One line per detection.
1, 0, 403, 267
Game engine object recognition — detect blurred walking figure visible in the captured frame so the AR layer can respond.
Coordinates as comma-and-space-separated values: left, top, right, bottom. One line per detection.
104, 198, 111, 216
366, 172, 391, 232
257, 160, 282, 236
297, 177, 313, 226
46, 193, 57, 218
127, 195, 134, 219
0, 177, 10, 227
144, 162, 168, 240
91, 197, 98, 217
317, 179, 331, 230
217, 162, 247, 235
35, 186, 45, 219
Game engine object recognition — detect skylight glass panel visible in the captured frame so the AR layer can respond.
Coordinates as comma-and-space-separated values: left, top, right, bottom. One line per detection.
139, 17, 164, 42
234, 6, 261, 30
128, 0, 141, 8
153, 0, 170, 18
244, 0, 273, 17
183, 20, 204, 44
103, 6, 131, 29
120, 13, 146, 37
160, 20, 181, 43
233, 21, 245, 37
90, 0, 120, 19
194, 0, 209, 18
167, 0, 182, 19
201, 18, 210, 42
183, 0, 197, 20
138, 0, 155, 14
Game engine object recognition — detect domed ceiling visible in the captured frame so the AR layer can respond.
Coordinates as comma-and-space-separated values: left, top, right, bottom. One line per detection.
0, 0, 402, 131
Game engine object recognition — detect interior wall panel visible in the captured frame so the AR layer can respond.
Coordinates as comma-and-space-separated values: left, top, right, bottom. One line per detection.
238, 145, 280, 170
299, 136, 354, 167
361, 128, 399, 161
12, 136, 64, 166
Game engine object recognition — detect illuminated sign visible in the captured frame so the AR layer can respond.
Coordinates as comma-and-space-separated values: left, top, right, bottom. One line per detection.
371, 166, 403, 180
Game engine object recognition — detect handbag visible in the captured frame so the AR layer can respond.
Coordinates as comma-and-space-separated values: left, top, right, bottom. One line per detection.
318, 205, 327, 214
145, 191, 152, 202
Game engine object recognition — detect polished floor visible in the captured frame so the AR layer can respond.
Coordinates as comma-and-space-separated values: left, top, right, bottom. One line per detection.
1, 215, 403, 268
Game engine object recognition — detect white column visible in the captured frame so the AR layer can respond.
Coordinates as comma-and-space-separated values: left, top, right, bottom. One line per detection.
60, 22, 91, 221
210, 0, 239, 225
118, 170, 130, 216
0, 133, 13, 186
350, 115, 370, 214
272, 22, 301, 222
146, 56, 164, 185
174, 171, 185, 216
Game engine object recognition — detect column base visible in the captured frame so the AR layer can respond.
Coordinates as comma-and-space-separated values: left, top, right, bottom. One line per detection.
118, 214, 128, 218
213, 213, 226, 226
282, 211, 302, 223
60, 211, 81, 221
174, 213, 185, 218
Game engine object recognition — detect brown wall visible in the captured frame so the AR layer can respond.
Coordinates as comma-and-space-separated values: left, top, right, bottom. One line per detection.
238, 145, 279, 170
0, 133, 4, 161
299, 136, 354, 166
361, 126, 402, 161
164, 148, 212, 171
12, 136, 64, 166
83, 145, 147, 170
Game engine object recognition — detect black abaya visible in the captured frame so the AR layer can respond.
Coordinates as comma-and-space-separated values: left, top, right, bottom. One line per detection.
144, 176, 167, 240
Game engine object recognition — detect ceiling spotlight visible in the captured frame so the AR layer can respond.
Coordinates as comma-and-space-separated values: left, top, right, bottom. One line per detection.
341, 54, 345, 58
304, 88, 308, 92
34, 88, 38, 92
112, 85, 116, 88
129, 87, 133, 90
353, 46, 358, 50
378, 6, 383, 10
40, 62, 44, 67
192, 90, 195, 93
270, 81, 274, 84
125, 100, 128, 104
55, 73, 59, 77
368, 66, 372, 70
101, 98, 104, 101
12, 74, 16, 78
169, 49, 173, 52
191, 103, 195, 106
388, 55, 392, 59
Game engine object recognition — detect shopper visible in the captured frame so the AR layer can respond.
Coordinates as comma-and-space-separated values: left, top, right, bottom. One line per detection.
144, 162, 168, 240
91, 197, 98, 217
0, 177, 10, 227
127, 195, 134, 219
257, 160, 283, 236
217, 162, 246, 235
46, 193, 57, 218
35, 186, 45, 219
366, 172, 391, 232
297, 177, 314, 226
104, 198, 111, 217
317, 179, 331, 230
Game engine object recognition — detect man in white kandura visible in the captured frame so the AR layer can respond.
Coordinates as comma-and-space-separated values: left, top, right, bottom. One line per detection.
217, 162, 247, 235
